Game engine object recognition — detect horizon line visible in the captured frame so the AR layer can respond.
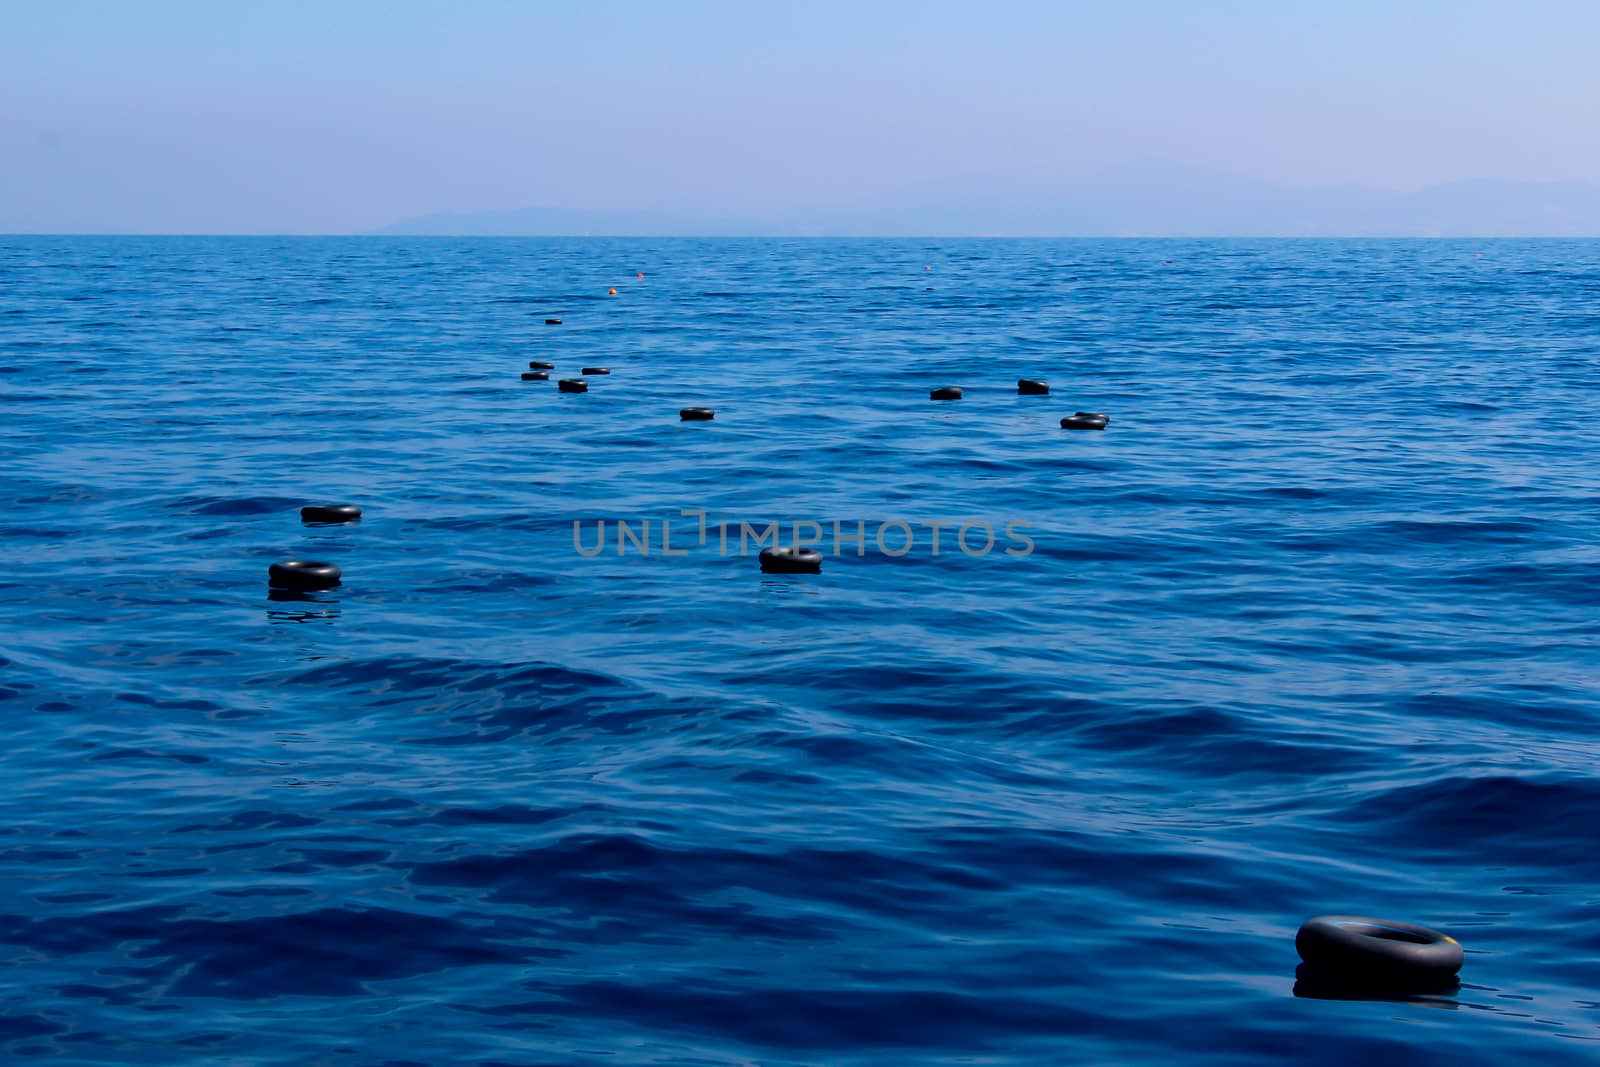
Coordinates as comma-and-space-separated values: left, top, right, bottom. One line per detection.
8, 232, 1600, 240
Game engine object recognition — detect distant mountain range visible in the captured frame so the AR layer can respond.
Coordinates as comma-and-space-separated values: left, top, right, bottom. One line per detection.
371, 162, 1600, 237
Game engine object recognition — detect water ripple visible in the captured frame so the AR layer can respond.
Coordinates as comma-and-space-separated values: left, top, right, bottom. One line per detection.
3, 236, 1599, 1064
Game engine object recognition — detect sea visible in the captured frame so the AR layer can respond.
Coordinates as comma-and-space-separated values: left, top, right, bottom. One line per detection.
2, 236, 1598, 1065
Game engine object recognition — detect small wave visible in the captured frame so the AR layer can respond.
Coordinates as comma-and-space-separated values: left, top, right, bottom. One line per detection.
163, 494, 302, 517
1339, 774, 1600, 870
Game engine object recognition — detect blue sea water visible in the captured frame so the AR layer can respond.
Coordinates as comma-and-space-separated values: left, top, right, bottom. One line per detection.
2, 236, 1598, 1065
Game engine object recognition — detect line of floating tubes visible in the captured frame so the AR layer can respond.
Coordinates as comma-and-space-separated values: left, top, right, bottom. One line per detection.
262, 270, 1466, 994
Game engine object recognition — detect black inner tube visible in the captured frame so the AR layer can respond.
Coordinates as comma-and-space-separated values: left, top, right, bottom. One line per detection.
1295, 915, 1463, 982
760, 546, 823, 573
1061, 414, 1108, 430
268, 560, 342, 590
300, 504, 360, 524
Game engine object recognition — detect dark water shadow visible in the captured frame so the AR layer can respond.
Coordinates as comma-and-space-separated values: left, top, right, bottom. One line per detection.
1292, 964, 1460, 1008
266, 588, 341, 624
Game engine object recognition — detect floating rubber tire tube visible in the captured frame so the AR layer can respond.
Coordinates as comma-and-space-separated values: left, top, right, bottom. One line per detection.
582, 367, 610, 375
1061, 412, 1109, 430
680, 408, 715, 421
521, 371, 548, 381
1295, 916, 1462, 983
1017, 379, 1049, 395
545, 318, 562, 325
558, 378, 588, 393
269, 560, 342, 590
930, 386, 962, 400
300, 504, 361, 524
529, 360, 555, 369
759, 546, 823, 574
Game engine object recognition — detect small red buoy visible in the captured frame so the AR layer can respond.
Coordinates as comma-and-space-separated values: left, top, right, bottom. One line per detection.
637, 272, 644, 278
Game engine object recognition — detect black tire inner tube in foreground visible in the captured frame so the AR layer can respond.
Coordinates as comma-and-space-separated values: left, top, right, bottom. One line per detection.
1061, 412, 1109, 430
268, 560, 342, 590
558, 378, 588, 393
1295, 915, 1463, 986
759, 546, 823, 574
680, 407, 715, 421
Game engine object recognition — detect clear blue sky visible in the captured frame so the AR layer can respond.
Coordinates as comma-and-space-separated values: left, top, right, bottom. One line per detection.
3, 0, 1598, 233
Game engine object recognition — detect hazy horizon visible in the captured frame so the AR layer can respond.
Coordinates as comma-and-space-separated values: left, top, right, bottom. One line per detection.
6, 1, 1600, 235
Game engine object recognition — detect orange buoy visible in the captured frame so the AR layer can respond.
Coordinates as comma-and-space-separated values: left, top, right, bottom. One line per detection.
608, 288, 617, 295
